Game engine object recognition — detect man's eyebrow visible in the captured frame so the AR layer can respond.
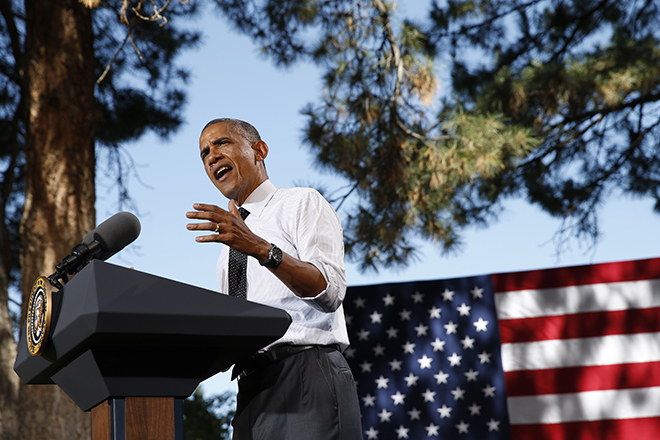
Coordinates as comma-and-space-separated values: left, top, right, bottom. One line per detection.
211, 137, 231, 146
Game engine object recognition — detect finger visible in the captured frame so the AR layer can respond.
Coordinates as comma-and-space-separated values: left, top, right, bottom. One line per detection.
186, 221, 218, 231
194, 233, 224, 243
186, 210, 225, 222
192, 203, 226, 212
186, 212, 210, 222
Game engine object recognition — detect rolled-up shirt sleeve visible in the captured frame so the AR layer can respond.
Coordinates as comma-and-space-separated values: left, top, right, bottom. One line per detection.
293, 191, 347, 313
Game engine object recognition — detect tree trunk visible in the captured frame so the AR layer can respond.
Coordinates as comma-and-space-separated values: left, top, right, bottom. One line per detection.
0, 247, 18, 440
15, 0, 97, 438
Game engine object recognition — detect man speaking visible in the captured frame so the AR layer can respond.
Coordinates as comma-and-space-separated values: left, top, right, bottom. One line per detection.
186, 118, 361, 440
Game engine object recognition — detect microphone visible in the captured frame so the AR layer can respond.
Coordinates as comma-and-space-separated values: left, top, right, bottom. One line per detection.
81, 211, 141, 261
48, 212, 141, 288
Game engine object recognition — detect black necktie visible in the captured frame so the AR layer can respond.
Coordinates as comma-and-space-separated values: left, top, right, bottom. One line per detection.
228, 207, 250, 299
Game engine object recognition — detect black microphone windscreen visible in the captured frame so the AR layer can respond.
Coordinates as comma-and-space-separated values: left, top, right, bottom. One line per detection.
83, 212, 141, 261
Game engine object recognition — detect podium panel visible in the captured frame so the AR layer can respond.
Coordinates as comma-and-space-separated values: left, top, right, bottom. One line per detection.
14, 260, 291, 411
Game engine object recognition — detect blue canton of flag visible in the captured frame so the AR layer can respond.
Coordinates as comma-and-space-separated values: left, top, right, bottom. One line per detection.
344, 276, 512, 440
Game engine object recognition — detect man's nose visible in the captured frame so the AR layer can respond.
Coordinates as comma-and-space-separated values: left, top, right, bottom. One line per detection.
207, 148, 224, 165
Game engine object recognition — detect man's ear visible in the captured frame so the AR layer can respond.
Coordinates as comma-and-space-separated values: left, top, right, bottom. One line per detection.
252, 140, 269, 162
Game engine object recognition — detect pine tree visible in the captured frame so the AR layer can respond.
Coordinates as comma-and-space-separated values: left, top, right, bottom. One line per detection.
0, 1, 198, 437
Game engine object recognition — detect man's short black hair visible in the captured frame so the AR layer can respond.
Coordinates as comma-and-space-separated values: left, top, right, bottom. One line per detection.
202, 118, 262, 145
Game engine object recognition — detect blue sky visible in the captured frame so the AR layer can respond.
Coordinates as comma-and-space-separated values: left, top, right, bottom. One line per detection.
94, 4, 660, 396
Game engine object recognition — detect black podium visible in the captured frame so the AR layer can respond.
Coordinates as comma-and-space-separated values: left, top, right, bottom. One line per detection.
14, 260, 291, 440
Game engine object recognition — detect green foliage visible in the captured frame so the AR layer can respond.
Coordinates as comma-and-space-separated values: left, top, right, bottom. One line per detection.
432, 0, 660, 246
217, 0, 660, 269
183, 389, 235, 440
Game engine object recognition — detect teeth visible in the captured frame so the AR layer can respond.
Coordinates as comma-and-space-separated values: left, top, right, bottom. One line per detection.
215, 166, 230, 179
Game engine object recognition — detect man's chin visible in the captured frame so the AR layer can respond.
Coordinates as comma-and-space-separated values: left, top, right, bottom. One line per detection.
215, 183, 235, 200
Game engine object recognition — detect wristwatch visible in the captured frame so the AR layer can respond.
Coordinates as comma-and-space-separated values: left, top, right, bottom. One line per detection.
260, 243, 283, 269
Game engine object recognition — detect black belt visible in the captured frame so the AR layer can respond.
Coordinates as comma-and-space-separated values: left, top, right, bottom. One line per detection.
231, 344, 340, 380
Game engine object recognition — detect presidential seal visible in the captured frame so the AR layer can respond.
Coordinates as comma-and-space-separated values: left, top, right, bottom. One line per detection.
27, 276, 53, 356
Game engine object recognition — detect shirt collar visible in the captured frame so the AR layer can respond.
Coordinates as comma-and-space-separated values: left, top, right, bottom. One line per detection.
240, 179, 277, 217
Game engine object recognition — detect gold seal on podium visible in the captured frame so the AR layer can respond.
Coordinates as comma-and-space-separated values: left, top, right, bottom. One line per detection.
27, 276, 53, 356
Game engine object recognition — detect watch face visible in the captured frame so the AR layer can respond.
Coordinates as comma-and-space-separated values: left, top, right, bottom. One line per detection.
272, 245, 283, 266
263, 244, 283, 268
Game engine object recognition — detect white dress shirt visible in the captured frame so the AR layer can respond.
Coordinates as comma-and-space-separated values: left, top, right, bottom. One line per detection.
216, 180, 350, 349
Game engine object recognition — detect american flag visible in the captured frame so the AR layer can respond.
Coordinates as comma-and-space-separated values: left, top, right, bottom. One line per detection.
343, 257, 660, 440
344, 274, 512, 439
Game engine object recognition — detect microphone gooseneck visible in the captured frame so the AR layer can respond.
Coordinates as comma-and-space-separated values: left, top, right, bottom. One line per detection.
47, 212, 141, 289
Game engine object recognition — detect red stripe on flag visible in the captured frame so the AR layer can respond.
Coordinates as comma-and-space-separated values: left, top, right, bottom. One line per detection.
492, 257, 660, 293
504, 361, 660, 396
498, 306, 660, 344
510, 416, 660, 440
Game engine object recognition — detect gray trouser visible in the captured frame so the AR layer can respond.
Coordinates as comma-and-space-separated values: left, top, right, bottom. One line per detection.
232, 346, 362, 440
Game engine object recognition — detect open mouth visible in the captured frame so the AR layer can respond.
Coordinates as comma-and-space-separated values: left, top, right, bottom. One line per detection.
214, 166, 232, 180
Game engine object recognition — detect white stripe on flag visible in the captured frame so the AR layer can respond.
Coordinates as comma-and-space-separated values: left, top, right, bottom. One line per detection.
501, 332, 660, 371
494, 278, 660, 320
507, 386, 660, 424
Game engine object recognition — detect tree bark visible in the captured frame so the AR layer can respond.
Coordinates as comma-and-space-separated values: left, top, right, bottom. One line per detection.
0, 257, 18, 440
14, 0, 97, 437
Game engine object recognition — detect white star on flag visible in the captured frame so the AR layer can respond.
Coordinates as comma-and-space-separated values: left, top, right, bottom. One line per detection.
451, 386, 466, 400
470, 286, 484, 299
460, 336, 475, 349
414, 324, 429, 336
443, 321, 458, 335
477, 351, 491, 364
358, 329, 370, 340
386, 327, 399, 339
370, 311, 383, 323
428, 306, 442, 319
417, 355, 432, 369
422, 389, 436, 402
404, 373, 419, 387
383, 293, 395, 306
365, 427, 378, 439
464, 369, 479, 382
375, 376, 389, 389
430, 338, 446, 352
473, 317, 488, 332
456, 420, 470, 434
468, 403, 482, 415
378, 408, 393, 422
408, 408, 421, 420
402, 341, 416, 354
434, 370, 449, 384
391, 391, 406, 405
362, 394, 376, 407
482, 384, 496, 398
389, 359, 402, 371
456, 302, 471, 316
437, 405, 452, 418
487, 418, 500, 432
447, 352, 462, 366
